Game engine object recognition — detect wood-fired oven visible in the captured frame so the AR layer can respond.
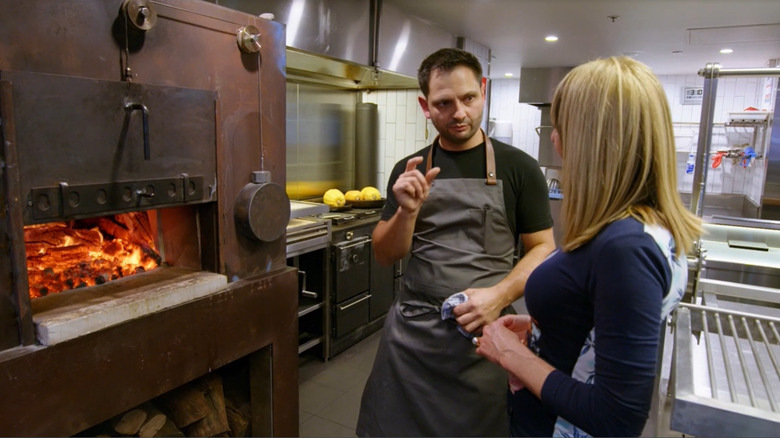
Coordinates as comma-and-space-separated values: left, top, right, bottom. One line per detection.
0, 1, 297, 435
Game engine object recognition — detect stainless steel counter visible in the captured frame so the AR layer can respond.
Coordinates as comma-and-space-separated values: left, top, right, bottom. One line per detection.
671, 298, 780, 437
662, 217, 780, 436
654, 217, 780, 436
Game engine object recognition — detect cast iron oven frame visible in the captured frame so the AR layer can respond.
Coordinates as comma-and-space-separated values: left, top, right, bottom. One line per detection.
0, 1, 297, 435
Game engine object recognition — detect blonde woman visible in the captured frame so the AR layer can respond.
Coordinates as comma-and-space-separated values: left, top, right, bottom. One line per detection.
475, 57, 701, 437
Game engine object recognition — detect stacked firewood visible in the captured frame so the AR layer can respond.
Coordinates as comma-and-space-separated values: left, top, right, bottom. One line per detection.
81, 374, 252, 437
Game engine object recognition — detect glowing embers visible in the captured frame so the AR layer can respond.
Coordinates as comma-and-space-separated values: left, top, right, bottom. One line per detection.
25, 212, 161, 298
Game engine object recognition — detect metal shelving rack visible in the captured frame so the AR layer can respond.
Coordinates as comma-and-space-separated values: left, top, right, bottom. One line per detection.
688, 64, 780, 218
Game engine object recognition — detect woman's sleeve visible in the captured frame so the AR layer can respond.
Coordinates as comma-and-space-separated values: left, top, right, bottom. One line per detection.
539, 233, 670, 436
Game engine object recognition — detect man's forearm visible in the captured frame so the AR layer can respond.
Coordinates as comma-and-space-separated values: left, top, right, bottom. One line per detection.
372, 207, 418, 266
494, 237, 556, 306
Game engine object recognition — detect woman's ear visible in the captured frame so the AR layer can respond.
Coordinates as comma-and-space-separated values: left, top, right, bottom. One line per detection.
551, 128, 562, 158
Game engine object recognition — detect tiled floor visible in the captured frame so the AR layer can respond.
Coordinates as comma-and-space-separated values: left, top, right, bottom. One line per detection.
298, 330, 382, 437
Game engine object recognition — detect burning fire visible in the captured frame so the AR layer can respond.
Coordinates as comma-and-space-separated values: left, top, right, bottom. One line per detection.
25, 212, 161, 299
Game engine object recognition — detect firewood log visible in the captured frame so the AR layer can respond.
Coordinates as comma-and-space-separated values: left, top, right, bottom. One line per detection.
183, 375, 230, 437
112, 408, 147, 435
158, 384, 210, 429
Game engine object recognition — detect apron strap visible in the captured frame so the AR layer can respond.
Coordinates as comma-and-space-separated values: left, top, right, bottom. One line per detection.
426, 129, 497, 185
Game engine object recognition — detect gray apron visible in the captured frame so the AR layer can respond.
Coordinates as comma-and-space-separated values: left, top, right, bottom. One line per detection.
357, 133, 516, 437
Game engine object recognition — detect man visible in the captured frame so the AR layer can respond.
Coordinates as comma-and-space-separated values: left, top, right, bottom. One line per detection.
356, 48, 555, 437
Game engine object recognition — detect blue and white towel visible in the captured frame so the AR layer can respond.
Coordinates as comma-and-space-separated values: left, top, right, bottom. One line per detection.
441, 292, 473, 338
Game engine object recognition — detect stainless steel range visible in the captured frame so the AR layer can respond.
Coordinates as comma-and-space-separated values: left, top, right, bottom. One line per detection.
326, 207, 396, 357
286, 205, 400, 359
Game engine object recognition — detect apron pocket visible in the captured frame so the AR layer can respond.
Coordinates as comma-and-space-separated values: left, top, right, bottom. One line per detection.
399, 301, 440, 318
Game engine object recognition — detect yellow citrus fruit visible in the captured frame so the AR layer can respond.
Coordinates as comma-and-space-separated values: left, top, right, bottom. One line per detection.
344, 190, 363, 202
323, 189, 346, 207
360, 186, 381, 200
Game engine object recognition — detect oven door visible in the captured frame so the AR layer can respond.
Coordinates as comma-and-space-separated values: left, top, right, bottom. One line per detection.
333, 291, 370, 338
332, 237, 370, 303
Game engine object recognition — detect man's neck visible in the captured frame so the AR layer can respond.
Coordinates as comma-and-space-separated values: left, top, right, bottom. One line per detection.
438, 131, 484, 151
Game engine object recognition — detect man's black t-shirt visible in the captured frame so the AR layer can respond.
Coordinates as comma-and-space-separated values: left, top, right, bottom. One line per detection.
382, 137, 553, 244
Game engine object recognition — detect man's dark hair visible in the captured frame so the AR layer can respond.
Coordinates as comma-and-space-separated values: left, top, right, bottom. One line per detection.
418, 48, 483, 96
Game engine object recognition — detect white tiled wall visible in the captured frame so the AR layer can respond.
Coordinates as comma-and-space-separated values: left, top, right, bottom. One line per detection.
488, 79, 542, 158
363, 75, 770, 202
361, 89, 431, 196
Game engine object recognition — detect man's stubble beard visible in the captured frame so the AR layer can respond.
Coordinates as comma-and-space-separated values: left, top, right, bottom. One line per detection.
435, 117, 482, 147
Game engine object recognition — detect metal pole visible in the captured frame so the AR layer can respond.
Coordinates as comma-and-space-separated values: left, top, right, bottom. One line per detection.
690, 63, 719, 217
699, 67, 780, 78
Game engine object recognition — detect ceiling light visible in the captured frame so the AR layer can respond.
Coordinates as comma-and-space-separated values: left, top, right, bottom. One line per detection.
504, 73, 514, 78
720, 48, 734, 54
672, 50, 684, 54
545, 35, 558, 42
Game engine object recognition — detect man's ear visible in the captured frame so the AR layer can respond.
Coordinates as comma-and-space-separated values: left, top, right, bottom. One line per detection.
418, 95, 431, 118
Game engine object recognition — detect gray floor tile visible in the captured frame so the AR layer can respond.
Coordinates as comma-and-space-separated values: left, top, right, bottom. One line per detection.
300, 410, 313, 425
299, 379, 345, 415
299, 414, 356, 438
309, 363, 370, 392
334, 331, 382, 373
299, 355, 330, 383
315, 388, 363, 429
298, 330, 381, 436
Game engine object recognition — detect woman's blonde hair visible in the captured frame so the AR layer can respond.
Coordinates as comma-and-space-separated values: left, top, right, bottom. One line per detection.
550, 56, 701, 255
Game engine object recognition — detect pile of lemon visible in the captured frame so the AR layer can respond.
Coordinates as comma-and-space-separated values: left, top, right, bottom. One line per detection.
323, 186, 381, 207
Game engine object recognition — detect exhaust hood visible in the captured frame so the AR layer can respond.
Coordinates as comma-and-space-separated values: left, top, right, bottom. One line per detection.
286, 48, 418, 90
519, 67, 573, 105
518, 67, 573, 169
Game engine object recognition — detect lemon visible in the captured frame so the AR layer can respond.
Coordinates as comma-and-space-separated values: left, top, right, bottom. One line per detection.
361, 186, 381, 200
345, 190, 363, 202
323, 189, 346, 207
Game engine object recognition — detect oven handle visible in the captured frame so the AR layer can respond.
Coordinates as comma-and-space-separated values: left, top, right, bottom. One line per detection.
124, 102, 151, 160
337, 293, 371, 311
334, 236, 370, 249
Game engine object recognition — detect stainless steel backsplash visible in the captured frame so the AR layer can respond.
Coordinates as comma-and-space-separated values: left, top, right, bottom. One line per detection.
286, 82, 358, 199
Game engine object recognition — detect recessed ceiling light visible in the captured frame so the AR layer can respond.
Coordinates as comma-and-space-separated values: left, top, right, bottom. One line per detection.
504, 73, 514, 78
545, 35, 558, 42
720, 48, 734, 54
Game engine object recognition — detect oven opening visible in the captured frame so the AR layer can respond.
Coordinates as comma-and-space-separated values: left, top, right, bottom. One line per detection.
24, 211, 162, 299
27, 205, 228, 346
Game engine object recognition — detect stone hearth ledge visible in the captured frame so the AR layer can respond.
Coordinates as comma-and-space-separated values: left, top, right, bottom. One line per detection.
31, 267, 228, 346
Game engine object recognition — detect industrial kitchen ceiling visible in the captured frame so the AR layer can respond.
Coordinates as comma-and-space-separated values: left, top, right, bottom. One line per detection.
383, 0, 780, 77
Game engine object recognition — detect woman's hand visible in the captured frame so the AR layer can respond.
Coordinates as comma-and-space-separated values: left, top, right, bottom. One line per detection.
475, 314, 554, 399
476, 315, 531, 392
475, 314, 530, 364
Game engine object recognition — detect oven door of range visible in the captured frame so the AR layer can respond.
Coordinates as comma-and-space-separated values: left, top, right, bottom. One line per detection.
332, 236, 371, 338
332, 236, 370, 302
